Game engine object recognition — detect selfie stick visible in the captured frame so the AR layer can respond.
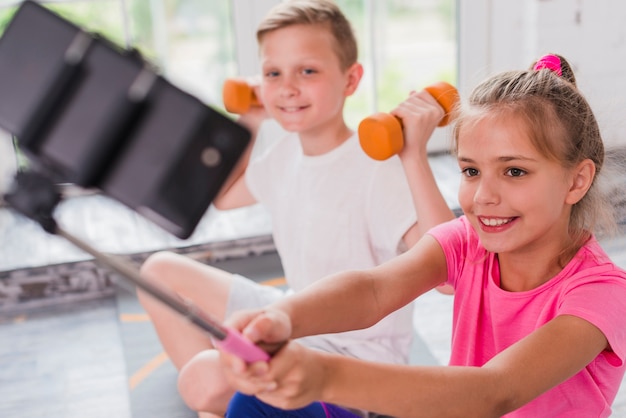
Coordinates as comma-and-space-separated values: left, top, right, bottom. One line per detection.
3, 171, 270, 363
60, 227, 271, 363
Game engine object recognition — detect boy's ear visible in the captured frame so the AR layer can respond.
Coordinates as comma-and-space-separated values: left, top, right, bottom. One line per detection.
344, 62, 363, 97
565, 158, 596, 205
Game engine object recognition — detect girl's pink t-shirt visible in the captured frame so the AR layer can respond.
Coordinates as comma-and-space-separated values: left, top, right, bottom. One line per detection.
429, 217, 626, 417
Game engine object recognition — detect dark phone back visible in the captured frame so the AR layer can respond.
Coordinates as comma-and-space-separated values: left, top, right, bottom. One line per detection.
0, 1, 250, 239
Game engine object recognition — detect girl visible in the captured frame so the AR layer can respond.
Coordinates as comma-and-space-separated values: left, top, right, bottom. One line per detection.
219, 54, 626, 417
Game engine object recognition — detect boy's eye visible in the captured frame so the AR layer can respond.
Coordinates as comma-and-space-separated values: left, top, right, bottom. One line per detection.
461, 167, 479, 177
302, 68, 316, 75
265, 70, 279, 78
506, 168, 526, 177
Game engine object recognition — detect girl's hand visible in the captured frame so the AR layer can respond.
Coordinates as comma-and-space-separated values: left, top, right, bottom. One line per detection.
391, 90, 444, 160
226, 307, 292, 350
217, 307, 291, 377
221, 340, 328, 410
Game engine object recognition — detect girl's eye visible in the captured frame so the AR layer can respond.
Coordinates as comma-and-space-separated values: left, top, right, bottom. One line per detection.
506, 168, 527, 177
461, 167, 479, 177
302, 68, 316, 75
265, 70, 279, 78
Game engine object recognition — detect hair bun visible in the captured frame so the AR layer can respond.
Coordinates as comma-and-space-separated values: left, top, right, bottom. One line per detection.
532, 53, 577, 86
533, 54, 562, 76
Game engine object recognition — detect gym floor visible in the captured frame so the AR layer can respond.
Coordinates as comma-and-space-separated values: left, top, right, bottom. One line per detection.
1, 152, 625, 417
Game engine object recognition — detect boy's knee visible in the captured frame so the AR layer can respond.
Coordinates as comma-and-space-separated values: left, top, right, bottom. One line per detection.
140, 251, 181, 280
178, 350, 232, 414
137, 251, 183, 307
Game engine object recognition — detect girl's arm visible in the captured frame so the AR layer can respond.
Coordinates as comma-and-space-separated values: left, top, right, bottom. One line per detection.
394, 90, 456, 247
233, 235, 447, 347
279, 234, 446, 338
224, 314, 608, 417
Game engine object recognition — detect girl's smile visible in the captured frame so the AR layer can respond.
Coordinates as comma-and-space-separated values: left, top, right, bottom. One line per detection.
477, 215, 518, 231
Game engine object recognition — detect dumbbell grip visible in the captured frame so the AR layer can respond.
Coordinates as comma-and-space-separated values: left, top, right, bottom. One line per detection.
222, 78, 261, 114
358, 81, 458, 161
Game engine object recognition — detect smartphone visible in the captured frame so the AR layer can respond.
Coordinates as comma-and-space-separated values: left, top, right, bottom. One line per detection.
0, 1, 250, 239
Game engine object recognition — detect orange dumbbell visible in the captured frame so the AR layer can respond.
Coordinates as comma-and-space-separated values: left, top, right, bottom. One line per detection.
358, 81, 459, 161
222, 78, 262, 114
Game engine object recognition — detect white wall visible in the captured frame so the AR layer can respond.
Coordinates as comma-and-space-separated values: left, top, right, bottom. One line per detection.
459, 0, 626, 147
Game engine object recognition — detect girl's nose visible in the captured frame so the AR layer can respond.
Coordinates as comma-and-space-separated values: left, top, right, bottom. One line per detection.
473, 179, 500, 206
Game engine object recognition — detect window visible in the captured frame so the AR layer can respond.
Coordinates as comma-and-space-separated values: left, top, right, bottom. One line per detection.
337, 0, 457, 150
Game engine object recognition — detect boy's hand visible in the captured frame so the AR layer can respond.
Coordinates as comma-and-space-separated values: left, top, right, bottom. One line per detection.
391, 90, 444, 159
237, 103, 269, 136
236, 77, 269, 136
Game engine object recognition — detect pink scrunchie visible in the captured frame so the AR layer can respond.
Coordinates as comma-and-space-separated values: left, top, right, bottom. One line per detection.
533, 54, 562, 76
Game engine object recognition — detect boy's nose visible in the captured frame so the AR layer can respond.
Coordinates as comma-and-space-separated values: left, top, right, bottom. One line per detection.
278, 76, 298, 97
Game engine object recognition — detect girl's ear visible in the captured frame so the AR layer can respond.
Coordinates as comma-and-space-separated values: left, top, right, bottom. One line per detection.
344, 62, 363, 97
565, 158, 596, 205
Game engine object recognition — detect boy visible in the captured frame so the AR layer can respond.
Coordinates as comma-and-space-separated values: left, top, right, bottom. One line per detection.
138, 1, 454, 416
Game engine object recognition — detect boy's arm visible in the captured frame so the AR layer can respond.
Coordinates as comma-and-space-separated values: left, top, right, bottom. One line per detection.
394, 90, 456, 248
213, 98, 268, 210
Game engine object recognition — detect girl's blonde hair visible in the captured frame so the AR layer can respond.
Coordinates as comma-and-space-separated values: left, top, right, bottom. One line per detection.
256, 0, 358, 71
453, 54, 617, 254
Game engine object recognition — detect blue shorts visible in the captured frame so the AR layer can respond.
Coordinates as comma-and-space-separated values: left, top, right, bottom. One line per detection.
226, 392, 361, 418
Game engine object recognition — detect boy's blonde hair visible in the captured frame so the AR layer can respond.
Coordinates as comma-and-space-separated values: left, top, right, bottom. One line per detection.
256, 0, 358, 71
453, 54, 617, 256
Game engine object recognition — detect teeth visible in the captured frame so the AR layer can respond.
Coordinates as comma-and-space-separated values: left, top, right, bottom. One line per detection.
481, 217, 512, 227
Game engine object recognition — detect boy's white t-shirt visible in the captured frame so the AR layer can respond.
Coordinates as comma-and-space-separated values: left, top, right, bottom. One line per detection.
245, 123, 417, 363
